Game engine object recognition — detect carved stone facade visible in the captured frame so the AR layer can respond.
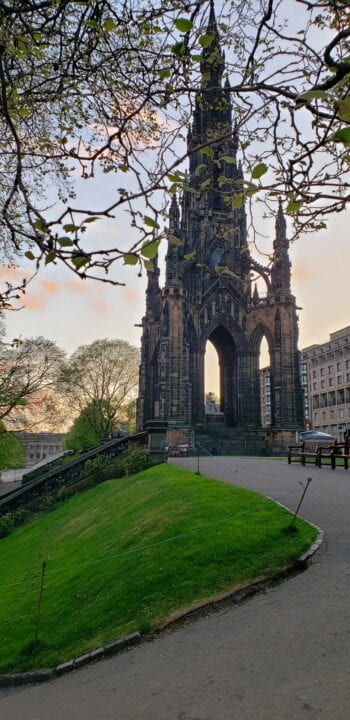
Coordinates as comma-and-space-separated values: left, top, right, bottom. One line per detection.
137, 5, 304, 440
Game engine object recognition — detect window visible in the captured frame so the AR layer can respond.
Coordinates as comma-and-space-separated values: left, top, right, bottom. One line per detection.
337, 362, 342, 371
337, 376, 343, 384
329, 378, 333, 387
328, 366, 333, 374
312, 370, 317, 378
346, 359, 350, 369
330, 410, 335, 419
347, 373, 350, 383
321, 380, 325, 389
313, 382, 317, 391
339, 408, 344, 419
320, 368, 325, 376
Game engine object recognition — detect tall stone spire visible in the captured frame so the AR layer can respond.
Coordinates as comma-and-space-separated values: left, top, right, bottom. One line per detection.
200, 0, 225, 89
145, 254, 160, 321
166, 194, 182, 285
271, 199, 291, 294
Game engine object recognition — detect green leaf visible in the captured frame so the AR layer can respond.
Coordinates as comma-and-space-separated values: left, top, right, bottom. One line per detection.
233, 193, 244, 209
195, 163, 206, 175
286, 201, 301, 214
57, 237, 74, 247
63, 223, 78, 233
221, 155, 236, 164
124, 253, 139, 266
82, 217, 99, 224
72, 255, 89, 269
141, 240, 160, 259
33, 219, 47, 232
172, 41, 186, 56
252, 162, 268, 179
25, 251, 35, 260
159, 68, 171, 79
103, 18, 117, 32
85, 19, 100, 31
333, 127, 350, 144
169, 183, 179, 194
202, 147, 214, 158
184, 251, 196, 261
199, 34, 213, 48
338, 98, 350, 122
298, 90, 328, 101
167, 171, 185, 181
45, 251, 56, 265
168, 235, 182, 246
143, 259, 155, 272
175, 18, 193, 32
143, 215, 160, 229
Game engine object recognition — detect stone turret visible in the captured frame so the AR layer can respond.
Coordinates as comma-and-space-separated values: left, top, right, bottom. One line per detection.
271, 199, 291, 295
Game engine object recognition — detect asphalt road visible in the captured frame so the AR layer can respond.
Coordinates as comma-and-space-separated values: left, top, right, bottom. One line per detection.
1, 457, 350, 720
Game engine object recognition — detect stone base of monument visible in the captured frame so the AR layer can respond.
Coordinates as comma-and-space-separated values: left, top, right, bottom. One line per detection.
205, 413, 225, 425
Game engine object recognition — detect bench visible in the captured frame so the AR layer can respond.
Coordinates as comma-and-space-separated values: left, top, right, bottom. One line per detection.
322, 438, 350, 470
166, 444, 189, 458
288, 439, 336, 467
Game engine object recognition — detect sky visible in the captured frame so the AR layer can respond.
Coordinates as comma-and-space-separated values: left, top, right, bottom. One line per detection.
3, 203, 349, 399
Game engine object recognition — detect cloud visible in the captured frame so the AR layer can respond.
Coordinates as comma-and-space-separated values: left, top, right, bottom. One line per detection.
0, 266, 31, 282
41, 280, 61, 295
124, 289, 140, 303
292, 260, 311, 282
90, 297, 110, 314
65, 278, 88, 295
22, 293, 48, 311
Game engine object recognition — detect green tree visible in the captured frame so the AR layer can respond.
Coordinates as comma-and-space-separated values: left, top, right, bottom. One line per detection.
64, 401, 116, 452
59, 339, 139, 430
0, 335, 65, 431
0, 1, 349, 308
0, 421, 26, 470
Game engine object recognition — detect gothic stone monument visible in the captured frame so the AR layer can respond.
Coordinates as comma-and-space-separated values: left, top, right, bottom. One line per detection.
137, 4, 304, 453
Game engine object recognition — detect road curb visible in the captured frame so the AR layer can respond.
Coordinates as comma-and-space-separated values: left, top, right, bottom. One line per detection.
0, 632, 141, 688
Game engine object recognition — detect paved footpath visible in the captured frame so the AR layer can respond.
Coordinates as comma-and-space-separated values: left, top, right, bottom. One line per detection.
1, 457, 350, 720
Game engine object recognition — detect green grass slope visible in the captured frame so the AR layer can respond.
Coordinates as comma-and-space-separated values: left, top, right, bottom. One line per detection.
0, 464, 317, 672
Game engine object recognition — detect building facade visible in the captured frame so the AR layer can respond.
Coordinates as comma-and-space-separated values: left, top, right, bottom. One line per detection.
16, 432, 65, 467
301, 326, 350, 441
137, 4, 304, 444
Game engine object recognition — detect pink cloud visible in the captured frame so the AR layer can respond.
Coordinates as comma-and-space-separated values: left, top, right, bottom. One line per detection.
292, 260, 311, 282
124, 289, 139, 303
65, 278, 88, 295
41, 280, 61, 295
90, 298, 109, 314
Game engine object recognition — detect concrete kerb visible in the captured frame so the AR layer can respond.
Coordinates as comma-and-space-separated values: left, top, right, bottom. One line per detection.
0, 523, 324, 689
0, 632, 142, 688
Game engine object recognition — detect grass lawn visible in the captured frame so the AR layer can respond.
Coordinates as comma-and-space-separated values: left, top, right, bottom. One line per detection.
0, 464, 317, 673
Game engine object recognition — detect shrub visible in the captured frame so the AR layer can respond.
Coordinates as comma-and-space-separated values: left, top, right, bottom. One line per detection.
116, 445, 150, 476
81, 445, 150, 485
0, 513, 14, 538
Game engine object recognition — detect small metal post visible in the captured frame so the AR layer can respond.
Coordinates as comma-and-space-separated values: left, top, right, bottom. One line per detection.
34, 560, 47, 647
196, 446, 201, 475
290, 477, 312, 528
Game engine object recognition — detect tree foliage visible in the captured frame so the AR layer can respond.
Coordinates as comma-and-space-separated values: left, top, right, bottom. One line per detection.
0, 0, 349, 305
0, 421, 26, 470
0, 334, 65, 430
64, 400, 116, 451
59, 338, 139, 425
